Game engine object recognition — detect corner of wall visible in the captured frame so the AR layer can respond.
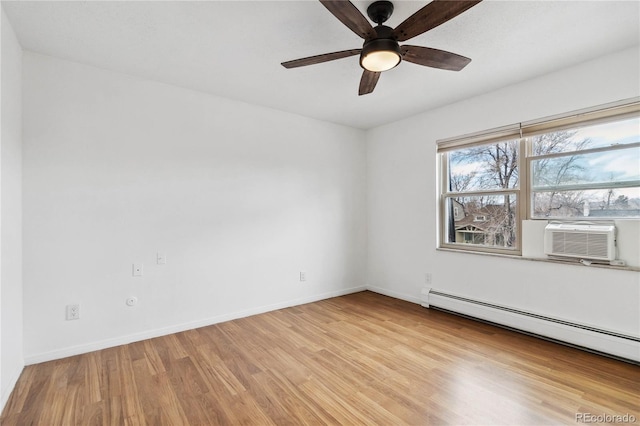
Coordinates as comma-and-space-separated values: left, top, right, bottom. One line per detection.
1, 5, 25, 415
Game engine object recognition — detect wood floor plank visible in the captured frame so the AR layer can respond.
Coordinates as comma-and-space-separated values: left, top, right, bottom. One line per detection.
117, 345, 147, 426
193, 343, 247, 396
2, 291, 639, 425
2, 364, 36, 414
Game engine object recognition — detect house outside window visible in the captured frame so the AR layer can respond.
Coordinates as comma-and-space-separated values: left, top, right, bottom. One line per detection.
437, 100, 640, 255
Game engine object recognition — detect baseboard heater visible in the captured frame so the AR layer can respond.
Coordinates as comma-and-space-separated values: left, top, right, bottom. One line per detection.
421, 288, 640, 364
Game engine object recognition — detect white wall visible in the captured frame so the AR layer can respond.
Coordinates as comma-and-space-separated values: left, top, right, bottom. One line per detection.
1, 6, 24, 412
367, 47, 640, 337
22, 52, 367, 363
9, 17, 640, 390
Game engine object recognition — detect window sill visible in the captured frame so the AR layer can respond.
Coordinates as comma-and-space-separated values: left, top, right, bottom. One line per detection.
436, 247, 640, 272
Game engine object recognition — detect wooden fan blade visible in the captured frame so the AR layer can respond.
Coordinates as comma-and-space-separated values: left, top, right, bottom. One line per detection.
320, 0, 375, 39
282, 49, 362, 69
359, 70, 381, 96
393, 0, 482, 42
401, 45, 471, 71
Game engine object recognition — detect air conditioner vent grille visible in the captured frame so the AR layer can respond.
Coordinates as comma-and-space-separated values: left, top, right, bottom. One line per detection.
544, 223, 615, 261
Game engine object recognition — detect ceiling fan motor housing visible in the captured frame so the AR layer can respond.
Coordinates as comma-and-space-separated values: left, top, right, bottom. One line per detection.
360, 2, 401, 72
360, 25, 402, 71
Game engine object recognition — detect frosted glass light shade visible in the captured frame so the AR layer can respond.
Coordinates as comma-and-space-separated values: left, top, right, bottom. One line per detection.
360, 38, 401, 72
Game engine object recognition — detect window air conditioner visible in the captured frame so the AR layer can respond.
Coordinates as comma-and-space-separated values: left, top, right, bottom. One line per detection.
544, 222, 616, 261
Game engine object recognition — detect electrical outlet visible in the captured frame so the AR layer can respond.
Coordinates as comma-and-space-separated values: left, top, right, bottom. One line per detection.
133, 263, 143, 276
425, 273, 432, 284
66, 304, 80, 320
299, 271, 306, 282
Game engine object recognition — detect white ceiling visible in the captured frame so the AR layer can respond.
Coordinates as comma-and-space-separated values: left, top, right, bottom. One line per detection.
3, 0, 639, 129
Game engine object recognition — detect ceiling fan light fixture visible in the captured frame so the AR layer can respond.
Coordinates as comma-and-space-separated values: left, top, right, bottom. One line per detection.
282, 0, 482, 95
360, 38, 401, 72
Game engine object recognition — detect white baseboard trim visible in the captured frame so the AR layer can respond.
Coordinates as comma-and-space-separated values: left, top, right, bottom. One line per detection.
368, 285, 639, 363
426, 288, 640, 363
1, 362, 25, 414
24, 285, 367, 365
366, 285, 421, 304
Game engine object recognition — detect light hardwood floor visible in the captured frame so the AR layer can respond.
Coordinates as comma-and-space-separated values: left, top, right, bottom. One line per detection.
2, 291, 639, 425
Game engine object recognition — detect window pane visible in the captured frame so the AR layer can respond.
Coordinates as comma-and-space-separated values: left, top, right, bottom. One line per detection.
532, 117, 640, 154
532, 187, 640, 219
531, 145, 640, 190
448, 139, 519, 191
445, 194, 518, 249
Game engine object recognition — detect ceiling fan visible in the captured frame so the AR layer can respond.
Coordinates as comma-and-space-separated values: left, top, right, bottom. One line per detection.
281, 0, 482, 95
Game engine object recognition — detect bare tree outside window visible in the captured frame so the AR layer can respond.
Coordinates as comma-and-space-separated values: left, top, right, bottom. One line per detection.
530, 118, 640, 218
530, 131, 591, 217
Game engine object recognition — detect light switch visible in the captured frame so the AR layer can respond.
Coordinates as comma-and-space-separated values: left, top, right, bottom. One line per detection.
157, 253, 167, 265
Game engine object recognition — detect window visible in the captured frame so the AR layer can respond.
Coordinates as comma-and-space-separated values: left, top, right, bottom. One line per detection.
529, 117, 640, 219
438, 100, 640, 255
441, 139, 522, 254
